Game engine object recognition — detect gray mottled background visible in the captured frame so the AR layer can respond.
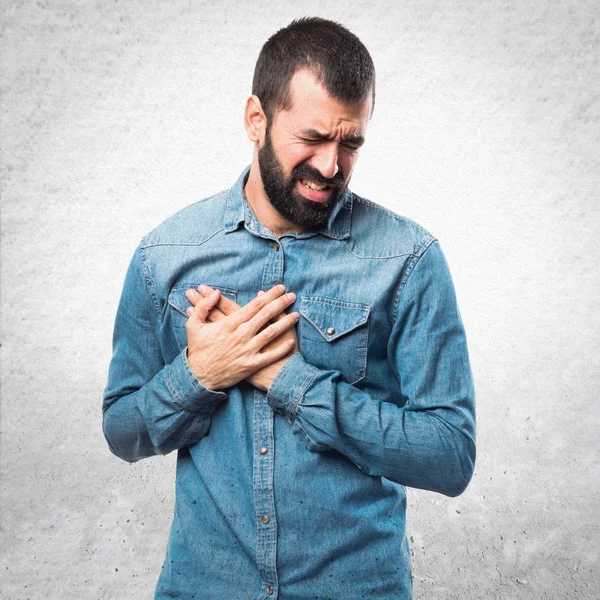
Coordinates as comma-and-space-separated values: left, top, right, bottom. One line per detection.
1, 1, 598, 598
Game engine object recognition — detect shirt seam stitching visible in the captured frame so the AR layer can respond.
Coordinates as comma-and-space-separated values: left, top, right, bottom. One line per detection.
391, 237, 437, 322
288, 367, 320, 425
139, 245, 161, 317
353, 196, 435, 236
180, 412, 205, 446
140, 227, 226, 249
341, 242, 418, 260
294, 419, 327, 449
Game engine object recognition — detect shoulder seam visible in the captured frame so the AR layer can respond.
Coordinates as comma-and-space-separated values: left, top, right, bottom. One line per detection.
139, 246, 161, 317
391, 237, 438, 322
140, 227, 226, 249
353, 195, 434, 239
341, 241, 419, 260
140, 189, 228, 247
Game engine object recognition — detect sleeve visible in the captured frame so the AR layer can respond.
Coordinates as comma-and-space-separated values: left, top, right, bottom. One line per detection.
102, 245, 227, 462
266, 240, 476, 497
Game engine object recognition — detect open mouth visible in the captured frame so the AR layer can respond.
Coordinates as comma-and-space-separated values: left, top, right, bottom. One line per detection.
300, 179, 331, 192
296, 178, 334, 204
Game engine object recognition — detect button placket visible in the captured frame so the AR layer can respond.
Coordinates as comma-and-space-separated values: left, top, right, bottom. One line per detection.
261, 238, 285, 294
252, 388, 278, 597
253, 241, 283, 598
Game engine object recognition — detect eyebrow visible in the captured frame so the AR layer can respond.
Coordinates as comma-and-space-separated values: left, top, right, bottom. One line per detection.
299, 128, 365, 147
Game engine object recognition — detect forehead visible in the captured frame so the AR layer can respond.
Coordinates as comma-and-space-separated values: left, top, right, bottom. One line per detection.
274, 69, 372, 134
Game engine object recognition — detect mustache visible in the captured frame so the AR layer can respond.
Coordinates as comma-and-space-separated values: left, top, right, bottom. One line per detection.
292, 163, 344, 188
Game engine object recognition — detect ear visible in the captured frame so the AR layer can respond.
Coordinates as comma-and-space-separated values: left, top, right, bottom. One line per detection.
244, 95, 267, 144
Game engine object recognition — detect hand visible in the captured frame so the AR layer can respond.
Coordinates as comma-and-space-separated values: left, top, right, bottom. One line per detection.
185, 285, 299, 392
184, 284, 299, 391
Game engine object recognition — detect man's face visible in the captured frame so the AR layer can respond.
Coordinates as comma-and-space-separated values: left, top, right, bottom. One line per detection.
258, 70, 372, 228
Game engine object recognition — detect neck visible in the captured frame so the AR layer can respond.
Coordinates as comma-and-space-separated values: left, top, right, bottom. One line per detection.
244, 155, 305, 238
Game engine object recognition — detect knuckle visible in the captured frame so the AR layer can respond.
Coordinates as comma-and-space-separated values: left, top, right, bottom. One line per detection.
247, 355, 262, 370
222, 318, 236, 333
235, 325, 251, 343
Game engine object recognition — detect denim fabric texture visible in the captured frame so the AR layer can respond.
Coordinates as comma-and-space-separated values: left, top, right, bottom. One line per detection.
103, 168, 476, 599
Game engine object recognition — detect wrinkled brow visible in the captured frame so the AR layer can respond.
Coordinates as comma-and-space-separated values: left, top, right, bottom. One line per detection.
299, 128, 365, 147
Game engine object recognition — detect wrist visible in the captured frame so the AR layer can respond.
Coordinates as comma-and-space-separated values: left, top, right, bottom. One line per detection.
186, 348, 221, 391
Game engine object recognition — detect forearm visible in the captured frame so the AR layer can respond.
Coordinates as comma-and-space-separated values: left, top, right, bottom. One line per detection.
102, 246, 228, 463
268, 240, 476, 496
103, 348, 227, 462
267, 353, 475, 496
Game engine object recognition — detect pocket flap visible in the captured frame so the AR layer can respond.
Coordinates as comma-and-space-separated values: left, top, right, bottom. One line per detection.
300, 296, 370, 342
168, 284, 237, 317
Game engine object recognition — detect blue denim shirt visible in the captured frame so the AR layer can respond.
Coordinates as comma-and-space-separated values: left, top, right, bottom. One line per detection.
103, 168, 476, 599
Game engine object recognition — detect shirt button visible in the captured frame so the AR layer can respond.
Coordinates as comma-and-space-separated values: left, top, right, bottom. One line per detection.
326, 327, 336, 335
259, 447, 268, 455
266, 586, 274, 595
261, 514, 270, 524
273, 242, 280, 251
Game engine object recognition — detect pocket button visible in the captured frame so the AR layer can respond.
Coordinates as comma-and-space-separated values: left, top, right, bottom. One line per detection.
299, 296, 371, 385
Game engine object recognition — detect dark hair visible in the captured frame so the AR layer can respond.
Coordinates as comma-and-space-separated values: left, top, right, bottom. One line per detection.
252, 17, 376, 120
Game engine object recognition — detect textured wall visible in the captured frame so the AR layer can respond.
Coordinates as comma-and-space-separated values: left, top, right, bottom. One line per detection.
1, 1, 598, 598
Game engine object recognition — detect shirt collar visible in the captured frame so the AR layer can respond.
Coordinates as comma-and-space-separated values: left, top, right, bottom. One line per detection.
224, 166, 352, 240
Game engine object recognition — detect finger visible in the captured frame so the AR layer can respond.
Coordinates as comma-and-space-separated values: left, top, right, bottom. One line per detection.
198, 284, 241, 317
247, 292, 297, 333
185, 289, 202, 307
187, 289, 221, 323
186, 288, 220, 313
254, 289, 276, 332
188, 287, 227, 322
253, 312, 300, 348
269, 308, 287, 322
229, 284, 287, 325
185, 289, 225, 321
252, 338, 296, 369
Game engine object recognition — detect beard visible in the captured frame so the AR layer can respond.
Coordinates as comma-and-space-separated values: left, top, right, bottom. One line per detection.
258, 127, 346, 229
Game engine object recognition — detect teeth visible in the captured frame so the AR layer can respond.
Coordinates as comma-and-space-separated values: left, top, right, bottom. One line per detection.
301, 179, 328, 191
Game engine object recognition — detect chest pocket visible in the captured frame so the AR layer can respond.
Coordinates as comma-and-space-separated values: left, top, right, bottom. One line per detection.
167, 283, 238, 352
299, 296, 370, 385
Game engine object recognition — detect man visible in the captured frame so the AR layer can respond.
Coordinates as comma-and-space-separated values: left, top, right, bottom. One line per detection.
103, 17, 476, 599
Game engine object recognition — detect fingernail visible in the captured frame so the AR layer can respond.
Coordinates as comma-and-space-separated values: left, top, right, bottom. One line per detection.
277, 284, 286, 293
185, 289, 194, 300
186, 307, 193, 316
198, 285, 207, 294
290, 312, 300, 319
257, 290, 265, 296
287, 292, 296, 301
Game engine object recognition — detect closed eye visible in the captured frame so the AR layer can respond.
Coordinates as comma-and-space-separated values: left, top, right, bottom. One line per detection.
299, 138, 361, 151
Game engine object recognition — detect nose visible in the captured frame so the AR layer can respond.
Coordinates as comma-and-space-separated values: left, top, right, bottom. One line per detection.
312, 142, 339, 180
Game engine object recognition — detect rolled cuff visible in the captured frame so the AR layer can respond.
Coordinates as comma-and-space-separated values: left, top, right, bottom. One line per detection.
266, 352, 320, 423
